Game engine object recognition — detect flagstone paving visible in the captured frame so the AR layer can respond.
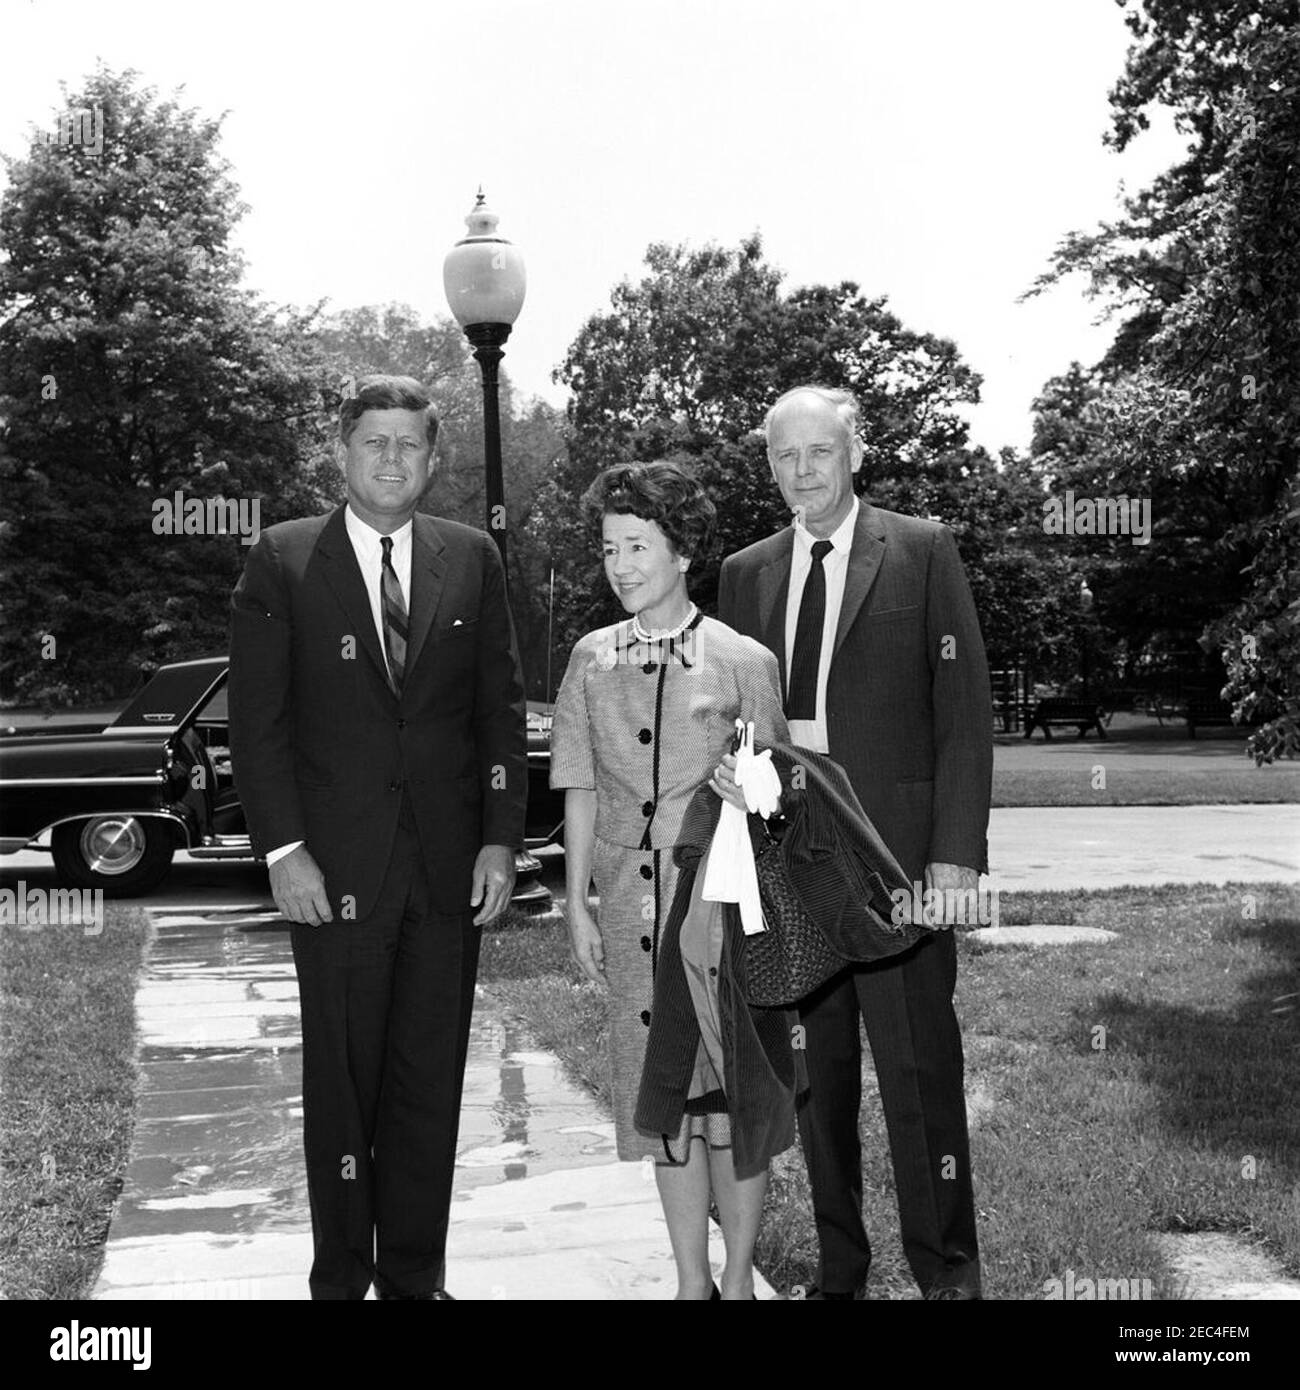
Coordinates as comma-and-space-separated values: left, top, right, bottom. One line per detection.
1152, 1233, 1300, 1300
93, 904, 769, 1301
966, 924, 1119, 947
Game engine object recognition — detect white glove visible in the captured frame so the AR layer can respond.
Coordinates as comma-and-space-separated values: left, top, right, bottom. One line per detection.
733, 718, 782, 817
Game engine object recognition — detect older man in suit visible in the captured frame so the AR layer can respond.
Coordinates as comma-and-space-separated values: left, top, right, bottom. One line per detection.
229, 375, 527, 1300
717, 385, 992, 1300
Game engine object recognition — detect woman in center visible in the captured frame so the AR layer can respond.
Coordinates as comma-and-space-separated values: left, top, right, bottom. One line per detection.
549, 460, 800, 1300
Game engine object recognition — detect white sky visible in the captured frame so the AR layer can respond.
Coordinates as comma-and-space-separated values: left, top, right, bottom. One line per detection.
1, 0, 1187, 453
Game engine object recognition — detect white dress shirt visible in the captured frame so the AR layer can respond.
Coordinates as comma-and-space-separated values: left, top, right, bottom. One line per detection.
265, 507, 413, 866
783, 496, 858, 754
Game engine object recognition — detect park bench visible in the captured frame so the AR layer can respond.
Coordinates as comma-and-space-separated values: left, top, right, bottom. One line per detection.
1024, 697, 1107, 741
1184, 695, 1236, 738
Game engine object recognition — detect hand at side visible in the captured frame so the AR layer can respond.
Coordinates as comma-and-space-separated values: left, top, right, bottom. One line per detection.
471, 844, 517, 926
922, 861, 979, 930
566, 903, 606, 984
269, 845, 333, 926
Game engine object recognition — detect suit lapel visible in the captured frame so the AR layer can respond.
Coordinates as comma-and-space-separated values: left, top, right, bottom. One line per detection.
756, 530, 794, 696
316, 507, 390, 689
833, 502, 887, 660
405, 514, 448, 681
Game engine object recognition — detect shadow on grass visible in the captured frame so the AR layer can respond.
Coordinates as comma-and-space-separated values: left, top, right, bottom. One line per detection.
1074, 911, 1300, 1261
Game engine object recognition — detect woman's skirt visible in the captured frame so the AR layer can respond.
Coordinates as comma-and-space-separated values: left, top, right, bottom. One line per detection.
592, 834, 731, 1163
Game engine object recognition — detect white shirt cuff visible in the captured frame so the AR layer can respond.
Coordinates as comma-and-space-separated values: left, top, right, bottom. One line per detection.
265, 840, 304, 866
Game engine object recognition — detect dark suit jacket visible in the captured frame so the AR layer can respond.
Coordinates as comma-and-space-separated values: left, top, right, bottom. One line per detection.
636, 740, 923, 1176
718, 502, 992, 881
228, 506, 527, 920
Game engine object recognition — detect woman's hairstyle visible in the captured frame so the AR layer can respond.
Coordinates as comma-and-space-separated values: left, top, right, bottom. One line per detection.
581, 460, 717, 560
339, 375, 440, 448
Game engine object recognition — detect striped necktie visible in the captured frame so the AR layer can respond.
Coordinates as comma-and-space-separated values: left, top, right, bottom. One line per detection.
379, 534, 407, 693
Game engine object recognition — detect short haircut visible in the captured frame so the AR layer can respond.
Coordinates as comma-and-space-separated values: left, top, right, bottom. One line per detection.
762, 385, 860, 444
581, 460, 717, 561
339, 374, 440, 448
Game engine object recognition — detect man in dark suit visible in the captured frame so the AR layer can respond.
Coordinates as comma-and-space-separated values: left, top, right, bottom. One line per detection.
229, 375, 527, 1300
717, 384, 992, 1300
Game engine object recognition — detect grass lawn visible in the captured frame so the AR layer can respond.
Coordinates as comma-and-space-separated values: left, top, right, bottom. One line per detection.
481, 913, 613, 1115
480, 883, 1300, 1299
993, 765, 1300, 806
0, 904, 150, 1299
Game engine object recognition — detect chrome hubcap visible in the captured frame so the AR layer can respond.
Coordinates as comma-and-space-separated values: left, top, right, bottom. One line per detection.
79, 816, 147, 876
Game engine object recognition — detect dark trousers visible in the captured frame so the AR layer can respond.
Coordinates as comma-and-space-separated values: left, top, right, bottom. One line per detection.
796, 929, 980, 1296
290, 802, 480, 1299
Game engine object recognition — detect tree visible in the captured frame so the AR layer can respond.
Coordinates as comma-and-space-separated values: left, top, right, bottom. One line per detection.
1029, 1, 1300, 373
1026, 6, 1300, 758
0, 67, 330, 702
1026, 364, 1237, 691
534, 235, 984, 670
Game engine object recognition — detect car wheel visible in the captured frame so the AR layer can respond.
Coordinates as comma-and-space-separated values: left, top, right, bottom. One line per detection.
51, 816, 176, 896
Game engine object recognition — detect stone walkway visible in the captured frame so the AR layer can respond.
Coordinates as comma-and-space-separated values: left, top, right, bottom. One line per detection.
1153, 1233, 1300, 1301
987, 804, 1299, 890
92, 904, 770, 1301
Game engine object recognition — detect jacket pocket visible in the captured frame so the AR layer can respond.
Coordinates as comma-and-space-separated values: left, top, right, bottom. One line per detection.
433, 619, 479, 640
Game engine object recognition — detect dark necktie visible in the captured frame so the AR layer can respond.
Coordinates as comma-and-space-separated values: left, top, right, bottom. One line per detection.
380, 535, 408, 693
786, 538, 834, 720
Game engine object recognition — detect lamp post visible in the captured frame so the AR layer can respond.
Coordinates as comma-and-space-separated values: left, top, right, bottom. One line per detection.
443, 190, 526, 585
1079, 579, 1094, 700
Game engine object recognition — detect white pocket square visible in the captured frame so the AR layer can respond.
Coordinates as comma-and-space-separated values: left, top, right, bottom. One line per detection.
452, 618, 464, 626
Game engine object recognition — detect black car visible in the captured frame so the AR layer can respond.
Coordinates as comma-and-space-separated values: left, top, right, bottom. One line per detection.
0, 657, 563, 909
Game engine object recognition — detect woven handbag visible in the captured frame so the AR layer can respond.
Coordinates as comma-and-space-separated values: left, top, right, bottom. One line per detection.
742, 827, 849, 1008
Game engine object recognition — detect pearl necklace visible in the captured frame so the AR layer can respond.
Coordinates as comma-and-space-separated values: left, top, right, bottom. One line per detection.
632, 603, 698, 643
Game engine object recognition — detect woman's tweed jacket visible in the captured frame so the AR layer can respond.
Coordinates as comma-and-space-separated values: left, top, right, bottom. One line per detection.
634, 740, 924, 1178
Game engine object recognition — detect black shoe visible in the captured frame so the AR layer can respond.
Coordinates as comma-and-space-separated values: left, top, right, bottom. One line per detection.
710, 1283, 720, 1301
798, 1283, 866, 1301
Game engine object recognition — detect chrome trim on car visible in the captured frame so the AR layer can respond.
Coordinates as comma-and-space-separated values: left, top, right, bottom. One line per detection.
0, 775, 168, 787
188, 833, 255, 859
20, 809, 195, 849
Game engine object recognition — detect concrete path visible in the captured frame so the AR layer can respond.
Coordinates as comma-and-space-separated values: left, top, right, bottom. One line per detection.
92, 903, 768, 1301
987, 804, 1299, 890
